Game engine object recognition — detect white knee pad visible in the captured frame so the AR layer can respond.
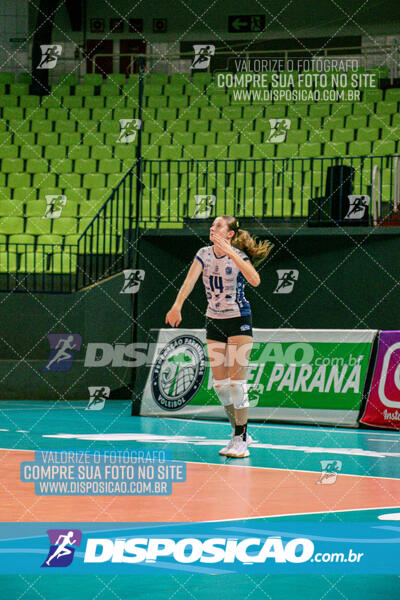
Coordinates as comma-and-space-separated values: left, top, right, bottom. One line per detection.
230, 380, 249, 409
213, 377, 232, 406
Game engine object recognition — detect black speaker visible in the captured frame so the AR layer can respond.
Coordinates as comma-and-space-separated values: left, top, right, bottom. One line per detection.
308, 165, 370, 226
325, 165, 354, 221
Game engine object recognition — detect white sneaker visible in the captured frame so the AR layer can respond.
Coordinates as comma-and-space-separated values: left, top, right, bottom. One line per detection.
246, 433, 253, 446
225, 435, 250, 458
219, 433, 235, 456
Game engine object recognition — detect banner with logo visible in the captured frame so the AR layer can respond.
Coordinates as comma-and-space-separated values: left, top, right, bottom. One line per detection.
139, 329, 377, 426
360, 330, 400, 429
1, 521, 399, 574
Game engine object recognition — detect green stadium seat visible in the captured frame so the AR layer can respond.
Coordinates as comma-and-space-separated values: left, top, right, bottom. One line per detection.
44, 146, 65, 161
52, 217, 78, 235
2, 158, 23, 173
362, 89, 383, 103
322, 116, 345, 130
210, 119, 230, 133
198, 107, 218, 120
3, 107, 24, 120
195, 131, 215, 146
346, 115, 367, 129
331, 104, 352, 117
19, 252, 49, 273
229, 144, 251, 160
0, 216, 24, 233
308, 129, 331, 143
100, 84, 121, 98
25, 217, 51, 234
357, 127, 379, 141
348, 141, 371, 156
204, 144, 225, 160
0, 251, 17, 272
286, 130, 308, 144
8, 173, 31, 188
30, 119, 51, 134
173, 132, 193, 146
373, 140, 396, 155
51, 252, 78, 272
369, 114, 391, 128
287, 104, 308, 119
252, 145, 275, 160
380, 127, 400, 141
332, 128, 354, 143
0, 145, 18, 159
0, 73, 14, 84
0, 200, 24, 216
20, 95, 40, 108
353, 102, 375, 116
276, 143, 299, 159
376, 101, 397, 115
41, 96, 62, 109
188, 119, 209, 133
85, 96, 104, 109
298, 142, 321, 158
309, 104, 330, 118
26, 158, 48, 173
169, 96, 189, 109
99, 158, 120, 173
83, 73, 103, 85
385, 88, 400, 102
13, 187, 36, 201
9, 233, 35, 245
216, 131, 238, 145
147, 96, 167, 109
21, 145, 42, 159
142, 145, 159, 159
75, 84, 95, 97
0, 95, 17, 107
83, 173, 106, 188
36, 234, 63, 246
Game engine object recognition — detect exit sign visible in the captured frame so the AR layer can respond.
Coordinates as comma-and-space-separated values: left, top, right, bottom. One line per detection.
228, 15, 265, 33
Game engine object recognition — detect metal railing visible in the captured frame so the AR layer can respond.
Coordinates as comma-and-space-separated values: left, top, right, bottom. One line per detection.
1, 153, 399, 293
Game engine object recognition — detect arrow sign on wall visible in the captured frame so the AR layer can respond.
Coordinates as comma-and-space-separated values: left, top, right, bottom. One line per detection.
228, 15, 265, 33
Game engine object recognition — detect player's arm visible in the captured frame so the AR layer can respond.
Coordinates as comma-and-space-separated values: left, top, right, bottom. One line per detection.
212, 234, 260, 287
165, 259, 203, 327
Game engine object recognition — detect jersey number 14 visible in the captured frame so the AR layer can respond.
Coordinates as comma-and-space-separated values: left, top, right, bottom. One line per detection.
209, 275, 223, 292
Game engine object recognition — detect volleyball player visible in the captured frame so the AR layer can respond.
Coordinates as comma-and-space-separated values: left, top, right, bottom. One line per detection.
165, 215, 273, 458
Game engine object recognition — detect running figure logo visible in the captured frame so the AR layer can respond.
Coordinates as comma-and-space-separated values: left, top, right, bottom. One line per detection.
345, 195, 370, 220
317, 460, 342, 485
193, 195, 216, 219
43, 334, 82, 372
43, 195, 67, 219
120, 269, 145, 294
86, 386, 110, 410
117, 119, 141, 144
274, 269, 299, 294
37, 45, 63, 69
42, 529, 82, 567
267, 119, 291, 143
191, 45, 215, 69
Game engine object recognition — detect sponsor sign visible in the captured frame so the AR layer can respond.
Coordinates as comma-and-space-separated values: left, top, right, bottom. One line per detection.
360, 330, 400, 429
139, 329, 376, 426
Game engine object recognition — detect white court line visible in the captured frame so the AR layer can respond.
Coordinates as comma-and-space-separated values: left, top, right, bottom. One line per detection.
165, 418, 400, 437
368, 438, 400, 442
202, 505, 400, 523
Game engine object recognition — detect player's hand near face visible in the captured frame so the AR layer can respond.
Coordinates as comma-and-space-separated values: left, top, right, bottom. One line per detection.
211, 233, 235, 257
165, 306, 182, 327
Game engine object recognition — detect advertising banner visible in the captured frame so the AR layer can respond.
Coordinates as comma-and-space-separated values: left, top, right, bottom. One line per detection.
360, 330, 400, 429
139, 329, 377, 426
0, 521, 399, 575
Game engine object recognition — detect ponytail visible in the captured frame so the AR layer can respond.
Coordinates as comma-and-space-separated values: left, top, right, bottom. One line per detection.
221, 215, 274, 266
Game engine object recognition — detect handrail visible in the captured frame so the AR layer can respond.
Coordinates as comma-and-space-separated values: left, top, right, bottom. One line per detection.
394, 156, 400, 212
371, 164, 381, 226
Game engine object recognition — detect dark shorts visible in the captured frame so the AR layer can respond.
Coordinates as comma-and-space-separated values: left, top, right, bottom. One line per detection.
205, 315, 253, 343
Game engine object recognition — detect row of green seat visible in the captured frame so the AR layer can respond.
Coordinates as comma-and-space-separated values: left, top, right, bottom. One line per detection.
3, 65, 389, 86
3, 100, 400, 122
